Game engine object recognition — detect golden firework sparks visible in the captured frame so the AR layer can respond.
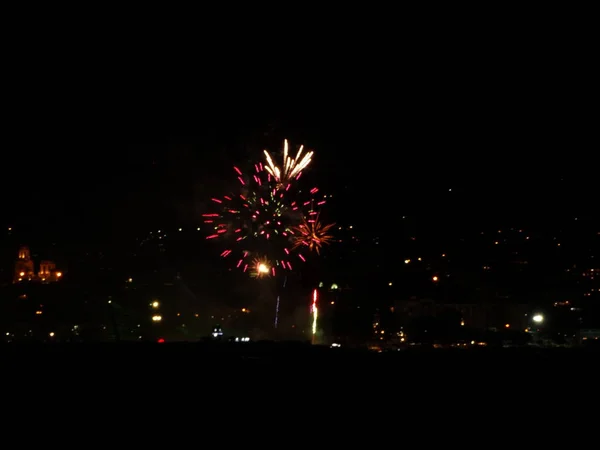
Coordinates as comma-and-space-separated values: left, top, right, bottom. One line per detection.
291, 216, 334, 255
263, 139, 313, 185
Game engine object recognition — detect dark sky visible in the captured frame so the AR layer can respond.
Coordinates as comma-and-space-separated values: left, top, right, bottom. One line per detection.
2, 36, 595, 247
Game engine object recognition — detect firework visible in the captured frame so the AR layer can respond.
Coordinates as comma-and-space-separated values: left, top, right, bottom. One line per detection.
204, 145, 328, 276
263, 139, 313, 187
274, 295, 280, 328
291, 214, 335, 255
311, 288, 318, 343
249, 256, 273, 278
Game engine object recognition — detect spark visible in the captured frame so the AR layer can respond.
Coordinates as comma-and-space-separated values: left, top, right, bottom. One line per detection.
263, 139, 313, 186
291, 215, 335, 254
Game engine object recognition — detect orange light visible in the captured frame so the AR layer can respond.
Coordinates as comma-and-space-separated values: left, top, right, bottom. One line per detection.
432, 276, 439, 282
56, 272, 62, 277
505, 323, 510, 328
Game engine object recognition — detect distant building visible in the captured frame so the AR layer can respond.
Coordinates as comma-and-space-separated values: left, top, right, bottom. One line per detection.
13, 246, 62, 283
14, 246, 35, 281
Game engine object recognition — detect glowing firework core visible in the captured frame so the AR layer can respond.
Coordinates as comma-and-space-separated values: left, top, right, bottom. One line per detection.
249, 257, 274, 278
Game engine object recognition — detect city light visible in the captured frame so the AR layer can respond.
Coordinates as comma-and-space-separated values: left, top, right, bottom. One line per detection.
151, 301, 159, 308
532, 314, 544, 323
152, 315, 162, 322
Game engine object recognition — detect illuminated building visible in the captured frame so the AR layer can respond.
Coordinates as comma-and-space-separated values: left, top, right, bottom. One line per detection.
13, 246, 62, 283
39, 260, 57, 281
14, 246, 35, 281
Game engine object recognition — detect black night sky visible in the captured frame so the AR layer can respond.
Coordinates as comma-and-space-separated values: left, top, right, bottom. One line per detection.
3, 100, 595, 246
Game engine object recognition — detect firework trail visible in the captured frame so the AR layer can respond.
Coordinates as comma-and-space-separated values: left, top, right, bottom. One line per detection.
311, 288, 318, 343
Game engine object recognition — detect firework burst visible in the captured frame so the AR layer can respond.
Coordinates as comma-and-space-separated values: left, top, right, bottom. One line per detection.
291, 215, 335, 255
204, 142, 329, 277
263, 139, 313, 187
249, 256, 273, 278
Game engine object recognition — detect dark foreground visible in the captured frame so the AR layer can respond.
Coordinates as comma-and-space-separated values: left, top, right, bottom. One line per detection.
3, 341, 599, 368
5, 342, 597, 410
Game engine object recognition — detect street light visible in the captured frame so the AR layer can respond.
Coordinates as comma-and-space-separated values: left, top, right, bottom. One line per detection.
532, 314, 544, 323
151, 301, 159, 309
152, 315, 162, 322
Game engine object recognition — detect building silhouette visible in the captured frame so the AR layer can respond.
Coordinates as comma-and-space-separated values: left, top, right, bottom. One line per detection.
13, 246, 62, 283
